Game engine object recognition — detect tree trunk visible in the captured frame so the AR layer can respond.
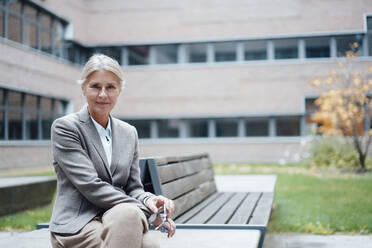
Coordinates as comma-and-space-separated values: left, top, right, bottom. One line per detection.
358, 152, 366, 173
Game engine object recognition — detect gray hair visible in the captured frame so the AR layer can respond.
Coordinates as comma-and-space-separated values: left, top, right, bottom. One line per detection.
77, 54, 125, 89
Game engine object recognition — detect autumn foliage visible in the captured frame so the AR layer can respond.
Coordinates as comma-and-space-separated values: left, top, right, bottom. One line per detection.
309, 44, 372, 171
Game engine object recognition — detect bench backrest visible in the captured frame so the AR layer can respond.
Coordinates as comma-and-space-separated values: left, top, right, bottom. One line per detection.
142, 153, 217, 218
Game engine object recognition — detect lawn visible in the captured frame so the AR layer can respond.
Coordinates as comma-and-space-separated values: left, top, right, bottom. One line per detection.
214, 163, 372, 234
1, 163, 372, 234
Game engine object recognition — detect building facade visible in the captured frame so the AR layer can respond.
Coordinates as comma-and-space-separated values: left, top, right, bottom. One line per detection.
1, 0, 372, 169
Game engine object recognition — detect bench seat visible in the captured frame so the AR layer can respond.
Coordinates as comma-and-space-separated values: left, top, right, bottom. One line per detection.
140, 153, 276, 248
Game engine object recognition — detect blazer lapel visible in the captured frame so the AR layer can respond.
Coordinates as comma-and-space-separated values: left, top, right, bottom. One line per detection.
78, 107, 113, 181
110, 117, 120, 175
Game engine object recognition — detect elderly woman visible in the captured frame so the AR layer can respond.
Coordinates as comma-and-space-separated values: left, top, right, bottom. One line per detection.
49, 54, 176, 248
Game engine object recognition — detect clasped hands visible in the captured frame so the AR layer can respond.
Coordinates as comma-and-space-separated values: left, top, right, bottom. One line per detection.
144, 195, 176, 238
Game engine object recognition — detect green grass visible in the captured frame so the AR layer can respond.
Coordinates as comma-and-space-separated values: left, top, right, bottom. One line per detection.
0, 204, 53, 231
214, 163, 372, 234
1, 163, 372, 234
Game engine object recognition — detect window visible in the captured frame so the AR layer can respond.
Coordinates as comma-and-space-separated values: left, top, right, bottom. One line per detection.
95, 47, 121, 64
216, 119, 238, 137
24, 94, 38, 140
0, 6, 3, 37
158, 119, 179, 138
24, 21, 37, 49
188, 119, 208, 137
128, 46, 150, 65
52, 21, 65, 57
0, 87, 67, 141
274, 39, 298, 59
215, 42, 236, 62
369, 34, 372, 57
305, 98, 320, 135
276, 117, 300, 136
244, 40, 267, 61
188, 43, 207, 63
245, 118, 269, 136
155, 45, 178, 64
125, 120, 151, 139
8, 14, 21, 43
305, 37, 330, 58
336, 35, 363, 56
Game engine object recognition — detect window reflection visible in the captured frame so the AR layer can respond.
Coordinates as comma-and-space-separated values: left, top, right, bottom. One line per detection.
336, 35, 363, 56
189, 120, 208, 137
128, 46, 150, 65
155, 45, 178, 64
245, 118, 269, 136
158, 119, 179, 138
274, 39, 298, 59
216, 119, 238, 137
244, 40, 267, 61
305, 37, 330, 58
276, 117, 300, 136
188, 43, 207, 63
215, 42, 236, 62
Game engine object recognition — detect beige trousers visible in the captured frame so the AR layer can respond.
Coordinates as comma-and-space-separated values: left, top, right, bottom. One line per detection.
50, 203, 159, 248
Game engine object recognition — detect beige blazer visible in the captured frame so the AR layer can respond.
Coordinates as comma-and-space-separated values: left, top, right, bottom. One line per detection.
49, 107, 154, 234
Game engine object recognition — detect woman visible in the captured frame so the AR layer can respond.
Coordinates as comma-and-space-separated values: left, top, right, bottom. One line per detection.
50, 54, 176, 248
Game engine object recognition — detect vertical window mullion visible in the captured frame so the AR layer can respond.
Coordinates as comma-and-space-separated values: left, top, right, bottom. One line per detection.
21, 92, 26, 140
4, 90, 8, 140
50, 17, 55, 55
3, 0, 8, 38
37, 95, 41, 140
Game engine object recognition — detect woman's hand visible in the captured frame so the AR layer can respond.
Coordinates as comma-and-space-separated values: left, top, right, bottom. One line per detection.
145, 195, 175, 218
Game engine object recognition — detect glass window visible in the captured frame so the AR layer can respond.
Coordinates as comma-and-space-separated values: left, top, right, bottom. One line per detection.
57, 100, 67, 117
8, 14, 21, 43
0, 8, 3, 37
188, 43, 207, 63
40, 12, 51, 29
369, 34, 372, 57
25, 112, 38, 140
25, 94, 37, 111
128, 46, 150, 65
0, 108, 4, 140
336, 35, 363, 56
126, 120, 151, 139
274, 39, 298, 59
216, 119, 238, 137
8, 111, 22, 140
24, 4, 37, 22
276, 117, 300, 136
40, 97, 52, 112
8, 0, 21, 14
42, 112, 53, 139
155, 45, 178, 64
158, 119, 179, 138
245, 118, 269, 136
0, 88, 3, 106
244, 40, 267, 61
215, 42, 236, 62
305, 37, 330, 58
8, 91, 22, 109
189, 119, 208, 137
41, 29, 52, 53
52, 21, 65, 57
24, 22, 37, 49
95, 47, 121, 64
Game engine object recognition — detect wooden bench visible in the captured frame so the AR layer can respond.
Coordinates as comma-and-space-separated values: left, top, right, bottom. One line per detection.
139, 153, 275, 248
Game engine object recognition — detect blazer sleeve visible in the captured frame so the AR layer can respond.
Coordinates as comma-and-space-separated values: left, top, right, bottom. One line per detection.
124, 127, 155, 202
51, 118, 151, 216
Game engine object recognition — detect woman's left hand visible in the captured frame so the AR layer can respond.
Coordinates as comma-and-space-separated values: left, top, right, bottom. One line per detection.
145, 195, 175, 218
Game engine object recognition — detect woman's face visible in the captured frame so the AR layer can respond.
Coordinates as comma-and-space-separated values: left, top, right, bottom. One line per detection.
82, 69, 121, 120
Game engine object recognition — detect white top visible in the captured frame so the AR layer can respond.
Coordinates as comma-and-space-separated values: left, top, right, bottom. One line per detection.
90, 116, 112, 166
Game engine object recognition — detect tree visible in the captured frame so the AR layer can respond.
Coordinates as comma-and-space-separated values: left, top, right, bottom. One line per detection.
309, 43, 372, 172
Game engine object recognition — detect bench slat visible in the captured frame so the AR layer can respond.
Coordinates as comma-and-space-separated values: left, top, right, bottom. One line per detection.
228, 192, 261, 224
153, 153, 209, 166
158, 158, 211, 183
186, 192, 235, 224
175, 192, 221, 224
207, 192, 247, 224
249, 192, 274, 226
173, 181, 217, 218
162, 168, 214, 199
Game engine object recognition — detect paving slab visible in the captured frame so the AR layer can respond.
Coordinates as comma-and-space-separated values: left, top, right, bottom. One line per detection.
0, 176, 56, 187
0, 228, 261, 248
263, 234, 372, 248
215, 175, 277, 192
